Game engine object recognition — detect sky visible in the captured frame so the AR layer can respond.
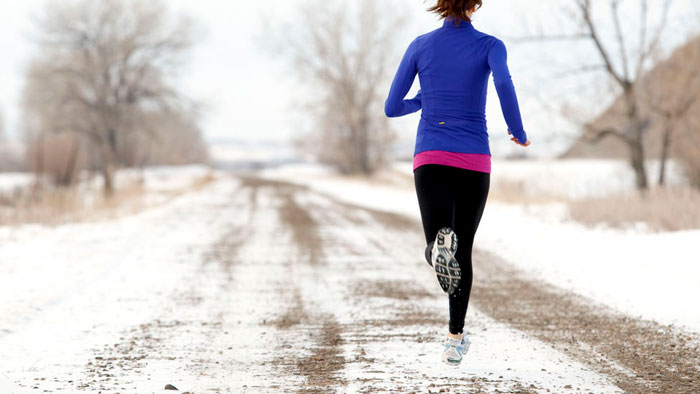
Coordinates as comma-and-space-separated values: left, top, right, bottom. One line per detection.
0, 0, 698, 157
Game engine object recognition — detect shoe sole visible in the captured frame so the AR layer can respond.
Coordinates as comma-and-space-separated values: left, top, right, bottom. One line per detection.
441, 339, 470, 366
442, 357, 462, 366
431, 227, 460, 295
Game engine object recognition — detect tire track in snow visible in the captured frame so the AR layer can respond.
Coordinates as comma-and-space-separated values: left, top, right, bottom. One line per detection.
74, 178, 311, 393
240, 176, 348, 393
77, 176, 348, 393
73, 181, 254, 392
272, 179, 562, 393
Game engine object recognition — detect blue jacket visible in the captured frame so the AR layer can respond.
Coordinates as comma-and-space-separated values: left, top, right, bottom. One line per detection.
384, 17, 527, 156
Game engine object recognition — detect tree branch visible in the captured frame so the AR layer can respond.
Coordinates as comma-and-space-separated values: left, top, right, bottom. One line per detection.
577, 0, 629, 89
634, 0, 649, 77
583, 125, 633, 145
640, 0, 673, 73
611, 0, 631, 81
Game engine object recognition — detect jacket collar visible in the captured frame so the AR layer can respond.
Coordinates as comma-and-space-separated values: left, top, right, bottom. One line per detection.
443, 16, 474, 29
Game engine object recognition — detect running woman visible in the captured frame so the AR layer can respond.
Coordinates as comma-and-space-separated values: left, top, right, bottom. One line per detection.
384, 0, 531, 366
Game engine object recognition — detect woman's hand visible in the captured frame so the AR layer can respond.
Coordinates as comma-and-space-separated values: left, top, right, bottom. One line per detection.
508, 131, 531, 147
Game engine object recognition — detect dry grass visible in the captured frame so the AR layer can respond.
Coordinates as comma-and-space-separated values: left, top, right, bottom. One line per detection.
489, 178, 566, 204
0, 182, 146, 226
569, 187, 700, 232
0, 172, 217, 226
188, 172, 218, 191
488, 177, 700, 232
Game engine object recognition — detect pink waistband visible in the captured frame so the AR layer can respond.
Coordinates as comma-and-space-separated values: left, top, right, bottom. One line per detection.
413, 150, 491, 173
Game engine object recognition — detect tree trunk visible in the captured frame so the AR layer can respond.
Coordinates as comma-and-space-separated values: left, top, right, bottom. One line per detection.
35, 134, 45, 176
358, 127, 370, 175
629, 134, 649, 191
32, 134, 46, 192
623, 88, 649, 191
100, 143, 117, 197
100, 128, 120, 197
102, 162, 115, 197
657, 123, 673, 187
61, 136, 80, 186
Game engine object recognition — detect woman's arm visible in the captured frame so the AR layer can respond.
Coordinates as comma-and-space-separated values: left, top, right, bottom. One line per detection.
385, 39, 421, 118
488, 39, 528, 145
402, 90, 422, 113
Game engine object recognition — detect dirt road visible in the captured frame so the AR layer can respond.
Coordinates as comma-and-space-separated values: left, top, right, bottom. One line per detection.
8, 174, 699, 393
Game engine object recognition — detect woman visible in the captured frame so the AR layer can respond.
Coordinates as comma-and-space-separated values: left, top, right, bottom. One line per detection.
384, 0, 531, 366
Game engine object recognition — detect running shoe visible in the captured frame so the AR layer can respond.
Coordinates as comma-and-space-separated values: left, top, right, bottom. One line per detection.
442, 335, 470, 366
431, 227, 460, 294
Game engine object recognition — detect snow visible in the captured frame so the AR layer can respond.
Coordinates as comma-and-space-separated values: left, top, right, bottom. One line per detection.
265, 185, 621, 393
1, 169, 618, 392
262, 160, 700, 333
0, 171, 241, 392
477, 202, 700, 332
0, 172, 32, 193
115, 165, 212, 189
1, 160, 696, 392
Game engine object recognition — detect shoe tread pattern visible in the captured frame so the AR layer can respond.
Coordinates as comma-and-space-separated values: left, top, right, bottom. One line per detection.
432, 227, 460, 295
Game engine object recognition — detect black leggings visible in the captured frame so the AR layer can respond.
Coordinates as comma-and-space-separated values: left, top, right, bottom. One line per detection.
413, 164, 490, 335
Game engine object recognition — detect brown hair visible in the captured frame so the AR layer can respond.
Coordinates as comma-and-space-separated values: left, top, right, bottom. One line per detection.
427, 0, 483, 24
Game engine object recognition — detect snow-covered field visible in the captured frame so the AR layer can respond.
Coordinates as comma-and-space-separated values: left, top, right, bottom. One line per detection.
0, 160, 698, 393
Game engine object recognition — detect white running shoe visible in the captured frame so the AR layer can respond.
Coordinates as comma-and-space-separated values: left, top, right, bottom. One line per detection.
442, 336, 470, 366
431, 227, 460, 294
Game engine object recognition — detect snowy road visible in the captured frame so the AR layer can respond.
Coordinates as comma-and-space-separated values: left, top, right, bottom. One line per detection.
1, 173, 698, 393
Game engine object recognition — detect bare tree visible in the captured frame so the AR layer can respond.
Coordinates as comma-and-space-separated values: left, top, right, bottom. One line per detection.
270, 0, 407, 175
23, 0, 196, 195
576, 0, 674, 191
523, 0, 678, 191
642, 38, 700, 186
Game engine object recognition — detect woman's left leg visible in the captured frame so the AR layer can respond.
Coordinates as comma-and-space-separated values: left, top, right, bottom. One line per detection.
448, 170, 490, 335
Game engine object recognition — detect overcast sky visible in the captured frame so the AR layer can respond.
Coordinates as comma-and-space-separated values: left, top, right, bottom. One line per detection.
1, 0, 697, 157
